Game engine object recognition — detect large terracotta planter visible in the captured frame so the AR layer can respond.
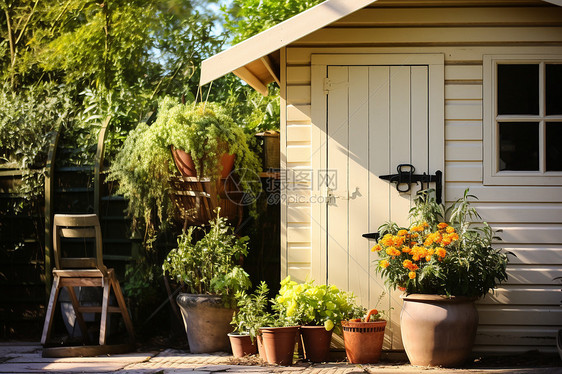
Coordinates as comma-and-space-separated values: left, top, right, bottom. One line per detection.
256, 334, 268, 362
259, 326, 299, 366
176, 294, 235, 353
170, 146, 235, 179
171, 146, 197, 177
300, 326, 332, 362
228, 333, 257, 357
342, 319, 386, 364
400, 294, 478, 367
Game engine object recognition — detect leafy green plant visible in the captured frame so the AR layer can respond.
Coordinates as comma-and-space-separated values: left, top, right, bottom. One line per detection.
271, 277, 365, 332
162, 208, 252, 306
374, 189, 509, 297
231, 281, 274, 340
107, 97, 262, 242
154, 97, 262, 178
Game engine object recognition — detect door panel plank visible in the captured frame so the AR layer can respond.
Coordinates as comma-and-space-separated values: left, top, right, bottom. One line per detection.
327, 66, 349, 291
389, 66, 412, 227
368, 66, 393, 348
348, 66, 370, 306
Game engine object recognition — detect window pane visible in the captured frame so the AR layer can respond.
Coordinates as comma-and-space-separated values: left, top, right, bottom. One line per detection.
499, 122, 539, 171
546, 64, 562, 115
497, 64, 539, 115
546, 123, 562, 171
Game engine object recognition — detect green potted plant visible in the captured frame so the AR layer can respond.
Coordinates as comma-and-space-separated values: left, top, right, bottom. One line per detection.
272, 277, 365, 362
372, 188, 510, 367
162, 208, 251, 353
107, 97, 262, 244
229, 281, 273, 358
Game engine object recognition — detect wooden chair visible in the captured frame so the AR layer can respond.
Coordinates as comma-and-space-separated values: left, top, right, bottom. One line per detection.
41, 214, 134, 347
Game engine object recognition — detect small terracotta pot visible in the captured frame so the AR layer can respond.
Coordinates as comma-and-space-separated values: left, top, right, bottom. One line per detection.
300, 325, 333, 362
228, 333, 257, 358
260, 326, 299, 366
342, 319, 386, 364
400, 294, 478, 367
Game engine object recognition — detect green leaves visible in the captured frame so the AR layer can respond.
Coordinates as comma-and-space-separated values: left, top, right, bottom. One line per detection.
271, 277, 365, 331
374, 188, 510, 298
162, 208, 251, 304
231, 281, 273, 339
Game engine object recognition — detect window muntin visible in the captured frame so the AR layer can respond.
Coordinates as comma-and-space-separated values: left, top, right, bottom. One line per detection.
494, 61, 562, 175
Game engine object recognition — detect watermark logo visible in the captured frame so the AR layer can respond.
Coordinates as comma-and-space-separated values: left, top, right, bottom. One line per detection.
224, 168, 262, 206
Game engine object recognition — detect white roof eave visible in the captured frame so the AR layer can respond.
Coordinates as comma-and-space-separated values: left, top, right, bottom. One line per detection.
200, 0, 562, 94
199, 0, 378, 93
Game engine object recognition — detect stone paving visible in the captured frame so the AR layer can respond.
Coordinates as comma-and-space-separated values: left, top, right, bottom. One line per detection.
0, 343, 561, 373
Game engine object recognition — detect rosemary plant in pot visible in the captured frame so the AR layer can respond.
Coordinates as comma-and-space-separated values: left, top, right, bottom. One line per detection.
229, 281, 273, 358
162, 209, 251, 353
372, 189, 509, 367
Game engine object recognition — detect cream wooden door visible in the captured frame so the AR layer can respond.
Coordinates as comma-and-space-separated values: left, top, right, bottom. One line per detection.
311, 56, 444, 349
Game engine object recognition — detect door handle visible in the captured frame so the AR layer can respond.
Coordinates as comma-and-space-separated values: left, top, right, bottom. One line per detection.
379, 164, 442, 204
326, 188, 349, 200
362, 232, 380, 240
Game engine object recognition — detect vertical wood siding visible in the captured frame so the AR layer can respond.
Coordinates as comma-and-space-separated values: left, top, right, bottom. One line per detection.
281, 0, 562, 352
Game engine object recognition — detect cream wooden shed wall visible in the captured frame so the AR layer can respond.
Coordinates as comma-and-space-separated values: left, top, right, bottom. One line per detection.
280, 0, 562, 353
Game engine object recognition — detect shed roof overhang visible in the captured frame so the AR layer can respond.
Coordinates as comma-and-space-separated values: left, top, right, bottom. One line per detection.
199, 0, 378, 95
199, 0, 562, 96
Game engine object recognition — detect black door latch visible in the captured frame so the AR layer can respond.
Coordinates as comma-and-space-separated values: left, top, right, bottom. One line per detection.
379, 164, 442, 204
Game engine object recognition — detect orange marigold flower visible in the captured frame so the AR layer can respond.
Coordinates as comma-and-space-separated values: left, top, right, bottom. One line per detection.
412, 254, 420, 261
427, 248, 435, 256
422, 222, 429, 228
403, 259, 413, 269
437, 222, 448, 229
397, 229, 408, 236
411, 225, 423, 232
441, 236, 452, 246
393, 236, 405, 246
424, 237, 433, 246
371, 244, 382, 252
380, 260, 390, 269
402, 246, 412, 253
410, 263, 419, 271
425, 255, 432, 262
446, 226, 455, 234
431, 232, 442, 244
411, 233, 419, 238
398, 286, 406, 291
408, 271, 417, 279
436, 247, 447, 258
386, 246, 397, 255
381, 234, 394, 246
450, 233, 459, 241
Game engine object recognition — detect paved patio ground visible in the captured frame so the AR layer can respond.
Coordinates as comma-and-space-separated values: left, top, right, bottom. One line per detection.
0, 343, 560, 374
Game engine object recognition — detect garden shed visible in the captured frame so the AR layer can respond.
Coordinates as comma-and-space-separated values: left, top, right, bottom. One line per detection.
200, 0, 562, 353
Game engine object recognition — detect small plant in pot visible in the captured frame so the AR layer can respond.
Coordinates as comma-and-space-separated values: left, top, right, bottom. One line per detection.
229, 281, 273, 358
273, 277, 365, 363
341, 307, 387, 364
162, 208, 251, 353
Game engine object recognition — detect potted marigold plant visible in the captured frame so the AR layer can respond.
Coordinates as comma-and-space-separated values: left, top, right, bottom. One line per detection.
372, 188, 509, 368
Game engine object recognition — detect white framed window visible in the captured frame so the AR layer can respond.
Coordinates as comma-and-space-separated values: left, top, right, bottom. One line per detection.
483, 55, 562, 186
